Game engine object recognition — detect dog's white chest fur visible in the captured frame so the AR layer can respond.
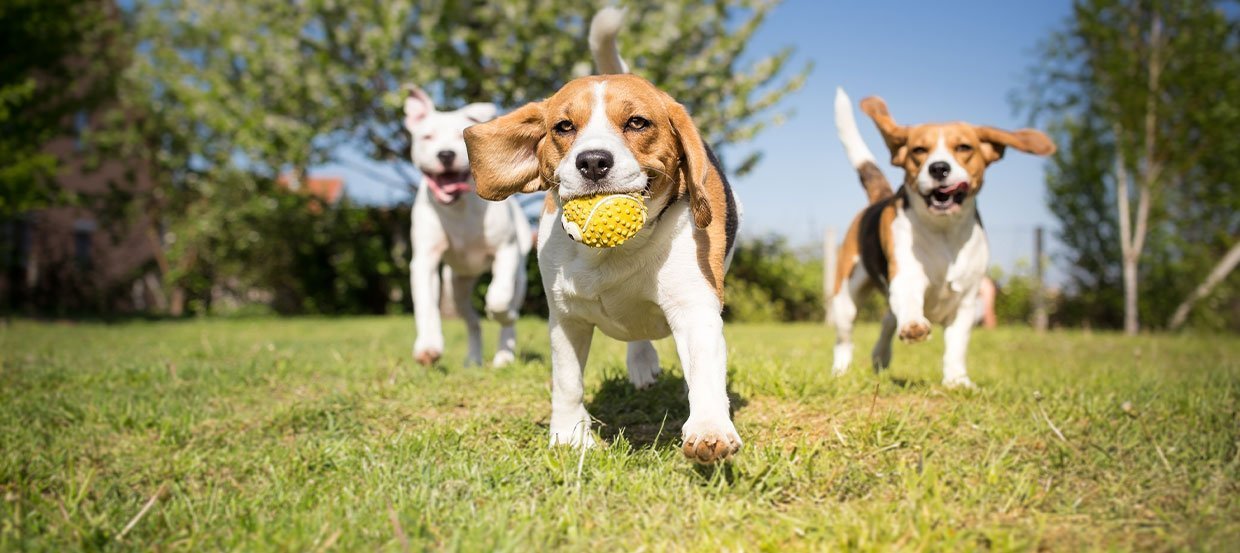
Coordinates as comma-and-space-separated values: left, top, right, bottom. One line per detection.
537, 201, 715, 342
891, 206, 990, 323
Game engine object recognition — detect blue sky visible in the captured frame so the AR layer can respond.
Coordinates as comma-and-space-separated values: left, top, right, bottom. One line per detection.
317, 0, 1074, 275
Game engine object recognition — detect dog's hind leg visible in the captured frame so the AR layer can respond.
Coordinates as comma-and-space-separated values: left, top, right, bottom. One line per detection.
448, 267, 483, 367
626, 341, 661, 390
831, 265, 867, 376
871, 310, 896, 372
486, 241, 527, 367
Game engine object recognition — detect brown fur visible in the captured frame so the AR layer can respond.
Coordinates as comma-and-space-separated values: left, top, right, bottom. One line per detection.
464, 74, 732, 300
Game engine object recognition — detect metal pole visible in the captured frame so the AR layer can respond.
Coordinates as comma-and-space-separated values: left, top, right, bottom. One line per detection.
824, 227, 837, 325
1033, 226, 1048, 332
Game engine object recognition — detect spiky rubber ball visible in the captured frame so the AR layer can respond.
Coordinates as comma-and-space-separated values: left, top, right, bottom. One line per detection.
560, 193, 647, 248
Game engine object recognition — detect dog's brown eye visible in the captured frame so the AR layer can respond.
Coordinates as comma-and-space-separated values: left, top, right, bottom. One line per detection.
554, 120, 575, 134
955, 144, 973, 153
911, 146, 929, 156
625, 116, 650, 131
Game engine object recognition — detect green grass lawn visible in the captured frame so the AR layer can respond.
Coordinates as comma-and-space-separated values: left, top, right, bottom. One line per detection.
1, 317, 1238, 551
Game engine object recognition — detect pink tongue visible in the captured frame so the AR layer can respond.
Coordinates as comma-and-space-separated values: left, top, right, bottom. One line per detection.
940, 182, 967, 195
428, 174, 471, 202
439, 181, 469, 194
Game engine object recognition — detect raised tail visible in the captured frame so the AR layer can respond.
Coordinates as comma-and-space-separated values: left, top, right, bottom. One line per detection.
835, 87, 892, 204
589, 7, 628, 74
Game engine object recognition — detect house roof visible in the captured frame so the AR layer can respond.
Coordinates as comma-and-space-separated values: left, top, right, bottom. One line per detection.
277, 174, 345, 204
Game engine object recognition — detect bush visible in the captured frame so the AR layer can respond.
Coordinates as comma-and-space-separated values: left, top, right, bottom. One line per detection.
725, 235, 825, 322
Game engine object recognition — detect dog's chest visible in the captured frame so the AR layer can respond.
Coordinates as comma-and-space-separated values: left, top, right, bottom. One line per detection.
547, 252, 672, 341
895, 212, 989, 322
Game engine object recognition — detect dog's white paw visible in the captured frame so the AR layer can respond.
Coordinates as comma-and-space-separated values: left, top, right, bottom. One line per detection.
549, 411, 596, 449
413, 348, 441, 366
491, 350, 516, 368
487, 307, 519, 326
898, 318, 932, 344
943, 375, 977, 389
832, 344, 853, 376
681, 416, 741, 464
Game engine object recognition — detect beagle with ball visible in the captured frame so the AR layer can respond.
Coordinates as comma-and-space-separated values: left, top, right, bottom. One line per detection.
464, 8, 742, 463
829, 88, 1055, 387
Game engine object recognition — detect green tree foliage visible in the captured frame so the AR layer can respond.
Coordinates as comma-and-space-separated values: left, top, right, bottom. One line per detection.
725, 235, 824, 322
0, 0, 125, 214
1022, 0, 1240, 331
113, 0, 809, 314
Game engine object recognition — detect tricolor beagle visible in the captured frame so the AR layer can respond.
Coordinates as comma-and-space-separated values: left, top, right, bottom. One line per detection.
463, 9, 742, 464
829, 88, 1055, 387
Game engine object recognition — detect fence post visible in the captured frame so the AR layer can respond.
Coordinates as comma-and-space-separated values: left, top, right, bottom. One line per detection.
1032, 226, 1048, 332
823, 227, 836, 325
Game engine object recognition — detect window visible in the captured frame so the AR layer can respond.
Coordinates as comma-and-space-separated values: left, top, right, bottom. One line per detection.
72, 219, 96, 269
73, 110, 90, 152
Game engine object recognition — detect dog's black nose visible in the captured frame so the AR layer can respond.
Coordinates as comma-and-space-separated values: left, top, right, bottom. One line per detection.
437, 150, 457, 168
575, 150, 613, 182
928, 161, 951, 181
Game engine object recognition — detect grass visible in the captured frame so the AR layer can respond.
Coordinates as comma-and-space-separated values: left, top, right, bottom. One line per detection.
1, 316, 1238, 551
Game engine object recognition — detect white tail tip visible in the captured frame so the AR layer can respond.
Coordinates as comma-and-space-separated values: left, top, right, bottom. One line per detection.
835, 87, 876, 168
589, 7, 628, 74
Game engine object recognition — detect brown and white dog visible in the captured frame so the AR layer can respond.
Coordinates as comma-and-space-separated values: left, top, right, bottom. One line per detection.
829, 89, 1055, 387
463, 8, 742, 463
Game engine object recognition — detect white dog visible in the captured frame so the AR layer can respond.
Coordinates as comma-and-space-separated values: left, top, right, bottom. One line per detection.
463, 9, 743, 464
404, 86, 533, 367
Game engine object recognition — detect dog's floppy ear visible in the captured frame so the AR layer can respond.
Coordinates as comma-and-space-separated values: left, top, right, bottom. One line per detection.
974, 126, 1057, 163
667, 100, 721, 229
463, 101, 547, 201
461, 102, 498, 123
404, 85, 435, 131
860, 96, 910, 166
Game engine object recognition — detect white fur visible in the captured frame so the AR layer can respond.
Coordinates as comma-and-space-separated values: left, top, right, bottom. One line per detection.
554, 83, 647, 200
405, 87, 532, 367
830, 93, 987, 388
589, 7, 628, 75
916, 132, 971, 196
541, 16, 741, 453
540, 197, 740, 449
834, 88, 876, 168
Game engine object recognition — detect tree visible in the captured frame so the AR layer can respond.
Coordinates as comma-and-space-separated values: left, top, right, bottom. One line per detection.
0, 0, 125, 215
1022, 0, 1240, 332
114, 0, 809, 314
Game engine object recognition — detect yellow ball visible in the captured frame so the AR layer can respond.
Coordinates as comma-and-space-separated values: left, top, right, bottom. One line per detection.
560, 193, 648, 248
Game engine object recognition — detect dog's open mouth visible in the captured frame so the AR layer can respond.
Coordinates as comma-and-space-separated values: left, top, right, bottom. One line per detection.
425, 171, 471, 204
924, 182, 968, 213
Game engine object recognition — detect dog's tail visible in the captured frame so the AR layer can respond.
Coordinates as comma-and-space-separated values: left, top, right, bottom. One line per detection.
590, 7, 628, 74
835, 87, 892, 204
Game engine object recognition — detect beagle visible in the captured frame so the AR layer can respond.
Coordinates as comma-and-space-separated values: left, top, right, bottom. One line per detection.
463, 9, 742, 464
829, 88, 1055, 387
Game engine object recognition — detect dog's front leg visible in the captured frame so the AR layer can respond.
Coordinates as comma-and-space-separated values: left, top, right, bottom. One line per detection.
669, 306, 741, 464
411, 246, 446, 366
941, 298, 978, 389
548, 314, 596, 448
888, 273, 932, 343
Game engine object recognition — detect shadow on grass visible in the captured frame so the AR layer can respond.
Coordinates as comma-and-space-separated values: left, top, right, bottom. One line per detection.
586, 371, 748, 453
888, 376, 932, 390
518, 349, 546, 365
